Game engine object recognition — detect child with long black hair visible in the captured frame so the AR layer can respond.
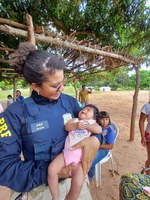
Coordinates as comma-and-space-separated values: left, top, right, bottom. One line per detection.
88, 111, 115, 180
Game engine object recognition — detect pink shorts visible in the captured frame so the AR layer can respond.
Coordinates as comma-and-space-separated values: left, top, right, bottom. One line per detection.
145, 131, 150, 143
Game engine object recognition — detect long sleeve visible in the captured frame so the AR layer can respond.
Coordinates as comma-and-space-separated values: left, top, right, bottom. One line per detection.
0, 103, 48, 192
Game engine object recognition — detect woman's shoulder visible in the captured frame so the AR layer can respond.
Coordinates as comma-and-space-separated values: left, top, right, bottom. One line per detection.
5, 100, 24, 113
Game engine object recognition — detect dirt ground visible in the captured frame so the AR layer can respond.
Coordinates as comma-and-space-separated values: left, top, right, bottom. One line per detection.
0, 90, 149, 200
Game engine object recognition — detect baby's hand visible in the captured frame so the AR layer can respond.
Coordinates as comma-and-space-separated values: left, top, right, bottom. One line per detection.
78, 121, 87, 130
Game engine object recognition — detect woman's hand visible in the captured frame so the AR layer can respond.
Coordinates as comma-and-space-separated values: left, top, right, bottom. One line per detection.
58, 162, 76, 179
71, 136, 100, 176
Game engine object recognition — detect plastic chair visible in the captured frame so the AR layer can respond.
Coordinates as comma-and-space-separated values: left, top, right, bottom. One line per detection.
95, 122, 119, 188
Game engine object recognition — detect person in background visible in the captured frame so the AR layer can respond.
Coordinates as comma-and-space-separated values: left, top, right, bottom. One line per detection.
16, 90, 24, 101
139, 101, 150, 174
7, 95, 13, 107
0, 102, 3, 113
48, 104, 101, 200
88, 111, 115, 180
0, 42, 100, 200
79, 85, 91, 106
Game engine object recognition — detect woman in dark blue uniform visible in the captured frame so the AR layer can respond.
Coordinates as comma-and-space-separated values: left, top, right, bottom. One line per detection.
0, 42, 100, 200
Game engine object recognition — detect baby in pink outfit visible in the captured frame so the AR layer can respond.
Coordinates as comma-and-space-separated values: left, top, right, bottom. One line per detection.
64, 118, 95, 166
48, 104, 101, 200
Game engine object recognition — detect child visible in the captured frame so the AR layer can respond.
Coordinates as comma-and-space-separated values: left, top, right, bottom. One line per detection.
7, 95, 13, 106
48, 104, 101, 200
88, 111, 115, 180
16, 90, 24, 101
139, 101, 150, 174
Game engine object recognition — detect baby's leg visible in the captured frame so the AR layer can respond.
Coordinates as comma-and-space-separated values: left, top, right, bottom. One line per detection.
65, 163, 84, 200
48, 153, 65, 200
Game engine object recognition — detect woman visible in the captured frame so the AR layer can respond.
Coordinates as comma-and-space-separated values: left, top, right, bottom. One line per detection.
139, 101, 150, 174
0, 42, 100, 200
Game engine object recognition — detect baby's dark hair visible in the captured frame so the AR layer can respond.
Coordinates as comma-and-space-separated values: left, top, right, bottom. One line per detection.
84, 104, 99, 122
10, 42, 66, 85
99, 111, 111, 125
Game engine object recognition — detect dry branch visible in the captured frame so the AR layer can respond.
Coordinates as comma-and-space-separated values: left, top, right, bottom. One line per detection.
0, 17, 27, 30
0, 24, 137, 65
0, 59, 10, 64
0, 47, 15, 52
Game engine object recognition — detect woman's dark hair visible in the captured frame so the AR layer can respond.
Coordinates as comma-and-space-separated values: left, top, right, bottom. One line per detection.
84, 104, 99, 122
99, 111, 111, 125
10, 42, 66, 85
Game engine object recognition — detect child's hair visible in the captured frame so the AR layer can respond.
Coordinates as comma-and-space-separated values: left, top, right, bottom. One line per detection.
7, 95, 12, 98
84, 104, 99, 122
99, 111, 111, 125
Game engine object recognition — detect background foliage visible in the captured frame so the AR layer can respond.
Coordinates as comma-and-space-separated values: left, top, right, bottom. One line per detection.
0, 0, 149, 87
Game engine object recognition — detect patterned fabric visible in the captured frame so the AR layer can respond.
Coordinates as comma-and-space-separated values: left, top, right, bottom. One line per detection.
119, 173, 150, 200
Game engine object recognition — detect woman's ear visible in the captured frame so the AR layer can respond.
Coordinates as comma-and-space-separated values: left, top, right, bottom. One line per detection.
31, 83, 40, 93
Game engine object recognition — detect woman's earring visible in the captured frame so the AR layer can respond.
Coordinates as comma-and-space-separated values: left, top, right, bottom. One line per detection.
37, 91, 40, 95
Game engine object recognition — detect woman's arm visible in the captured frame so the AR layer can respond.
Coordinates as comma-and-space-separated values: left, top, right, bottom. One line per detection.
139, 112, 147, 147
0, 106, 48, 192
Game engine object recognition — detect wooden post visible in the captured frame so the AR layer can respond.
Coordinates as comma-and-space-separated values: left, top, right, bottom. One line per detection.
26, 14, 35, 45
130, 64, 140, 141
149, 84, 150, 102
26, 14, 35, 95
13, 77, 17, 102
73, 79, 78, 99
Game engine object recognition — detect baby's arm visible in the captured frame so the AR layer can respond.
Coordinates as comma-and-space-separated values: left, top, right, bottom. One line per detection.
86, 122, 102, 134
65, 118, 86, 131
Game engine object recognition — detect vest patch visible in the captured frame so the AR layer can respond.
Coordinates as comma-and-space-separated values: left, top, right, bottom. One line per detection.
63, 113, 72, 124
31, 120, 49, 133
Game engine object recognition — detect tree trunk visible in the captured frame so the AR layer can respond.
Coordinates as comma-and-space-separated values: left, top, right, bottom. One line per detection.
73, 79, 78, 99
130, 65, 140, 141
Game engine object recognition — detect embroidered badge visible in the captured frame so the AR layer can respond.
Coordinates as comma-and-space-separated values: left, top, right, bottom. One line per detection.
63, 113, 72, 124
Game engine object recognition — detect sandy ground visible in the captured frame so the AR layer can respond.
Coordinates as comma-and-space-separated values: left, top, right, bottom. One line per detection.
0, 90, 149, 200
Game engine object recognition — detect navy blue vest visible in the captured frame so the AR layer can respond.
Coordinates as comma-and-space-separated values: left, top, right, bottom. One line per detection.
21, 95, 74, 162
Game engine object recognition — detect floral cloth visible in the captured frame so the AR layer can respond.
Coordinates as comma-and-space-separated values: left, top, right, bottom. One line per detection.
119, 173, 150, 200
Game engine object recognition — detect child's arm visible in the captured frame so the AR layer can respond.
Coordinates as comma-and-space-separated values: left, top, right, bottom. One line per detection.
100, 143, 114, 150
86, 122, 102, 134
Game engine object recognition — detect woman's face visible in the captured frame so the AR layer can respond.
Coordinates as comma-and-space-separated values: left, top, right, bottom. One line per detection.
99, 118, 109, 128
32, 70, 66, 100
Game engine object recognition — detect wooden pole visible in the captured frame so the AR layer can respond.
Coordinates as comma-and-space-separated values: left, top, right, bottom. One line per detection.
13, 78, 16, 102
130, 64, 140, 141
26, 14, 35, 45
0, 24, 137, 65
